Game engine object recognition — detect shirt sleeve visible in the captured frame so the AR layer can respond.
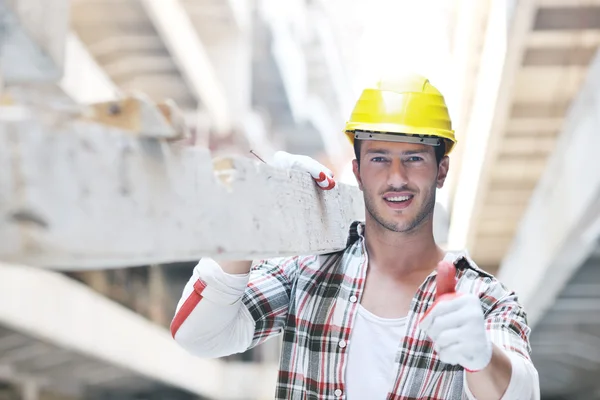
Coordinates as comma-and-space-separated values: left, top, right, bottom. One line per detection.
170, 256, 299, 357
242, 256, 301, 348
463, 280, 540, 399
463, 350, 540, 400
483, 282, 533, 361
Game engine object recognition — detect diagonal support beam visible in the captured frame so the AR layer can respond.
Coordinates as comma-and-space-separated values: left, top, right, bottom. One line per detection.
0, 262, 277, 399
58, 32, 119, 104
497, 50, 600, 328
139, 0, 231, 133
258, 0, 308, 123
0, 114, 363, 270
0, 0, 69, 83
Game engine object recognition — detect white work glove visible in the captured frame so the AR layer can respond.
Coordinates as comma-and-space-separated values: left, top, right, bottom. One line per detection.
271, 151, 336, 190
419, 261, 493, 372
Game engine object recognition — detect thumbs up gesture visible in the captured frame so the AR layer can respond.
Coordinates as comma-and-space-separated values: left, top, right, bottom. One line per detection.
419, 261, 493, 372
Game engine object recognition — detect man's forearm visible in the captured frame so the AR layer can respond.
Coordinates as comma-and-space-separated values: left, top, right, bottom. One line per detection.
466, 344, 512, 399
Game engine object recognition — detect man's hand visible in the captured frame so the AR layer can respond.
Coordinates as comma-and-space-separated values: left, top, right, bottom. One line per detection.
271, 151, 336, 190
420, 261, 493, 372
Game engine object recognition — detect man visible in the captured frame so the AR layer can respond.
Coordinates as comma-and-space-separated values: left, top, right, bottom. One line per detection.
171, 73, 539, 399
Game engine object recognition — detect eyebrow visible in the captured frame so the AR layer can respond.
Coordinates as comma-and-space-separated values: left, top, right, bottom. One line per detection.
365, 148, 429, 156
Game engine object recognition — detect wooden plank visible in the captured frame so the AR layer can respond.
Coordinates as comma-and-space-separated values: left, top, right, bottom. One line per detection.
81, 95, 181, 140
0, 115, 364, 270
0, 0, 69, 83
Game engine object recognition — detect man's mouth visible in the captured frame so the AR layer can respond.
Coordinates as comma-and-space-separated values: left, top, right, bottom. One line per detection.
384, 195, 413, 203
382, 193, 415, 209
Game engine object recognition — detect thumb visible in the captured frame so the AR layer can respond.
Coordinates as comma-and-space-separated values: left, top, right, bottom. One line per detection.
436, 261, 457, 298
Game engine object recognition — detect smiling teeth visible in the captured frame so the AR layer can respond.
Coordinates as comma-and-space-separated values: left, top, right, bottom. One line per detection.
387, 196, 411, 202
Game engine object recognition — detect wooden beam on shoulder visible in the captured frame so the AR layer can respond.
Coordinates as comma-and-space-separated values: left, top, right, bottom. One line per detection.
0, 107, 364, 270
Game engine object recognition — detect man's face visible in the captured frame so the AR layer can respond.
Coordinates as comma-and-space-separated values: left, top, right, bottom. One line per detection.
352, 139, 449, 234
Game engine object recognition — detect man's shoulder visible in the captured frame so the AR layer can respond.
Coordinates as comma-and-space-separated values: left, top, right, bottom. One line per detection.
450, 251, 522, 310
451, 253, 495, 280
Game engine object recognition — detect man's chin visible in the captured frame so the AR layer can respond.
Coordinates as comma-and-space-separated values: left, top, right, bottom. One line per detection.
378, 217, 417, 234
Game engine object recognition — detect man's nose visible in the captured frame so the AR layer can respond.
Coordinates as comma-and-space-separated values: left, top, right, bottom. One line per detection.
387, 159, 408, 187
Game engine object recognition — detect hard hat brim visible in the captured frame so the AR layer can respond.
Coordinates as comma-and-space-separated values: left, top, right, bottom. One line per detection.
344, 123, 456, 154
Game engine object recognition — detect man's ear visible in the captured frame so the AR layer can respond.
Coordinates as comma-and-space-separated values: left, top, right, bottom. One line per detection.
352, 159, 363, 191
436, 156, 450, 189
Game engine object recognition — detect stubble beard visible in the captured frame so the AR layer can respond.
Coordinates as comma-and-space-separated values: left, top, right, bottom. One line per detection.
364, 182, 437, 234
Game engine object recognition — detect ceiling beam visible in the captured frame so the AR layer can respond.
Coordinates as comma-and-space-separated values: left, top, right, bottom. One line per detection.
447, 0, 537, 250
444, 0, 492, 208
500, 135, 557, 155
513, 67, 589, 103
139, 0, 231, 133
498, 50, 600, 328
528, 30, 600, 48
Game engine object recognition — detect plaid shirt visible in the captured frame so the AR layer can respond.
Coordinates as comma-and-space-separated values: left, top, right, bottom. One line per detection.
241, 221, 532, 399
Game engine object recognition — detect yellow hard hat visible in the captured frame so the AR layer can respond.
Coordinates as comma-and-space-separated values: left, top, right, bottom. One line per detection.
344, 73, 456, 154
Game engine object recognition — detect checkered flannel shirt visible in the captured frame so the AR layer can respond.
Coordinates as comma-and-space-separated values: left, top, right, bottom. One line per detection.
241, 221, 533, 399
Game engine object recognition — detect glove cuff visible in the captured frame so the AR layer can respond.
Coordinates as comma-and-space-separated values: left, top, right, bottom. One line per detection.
463, 340, 493, 372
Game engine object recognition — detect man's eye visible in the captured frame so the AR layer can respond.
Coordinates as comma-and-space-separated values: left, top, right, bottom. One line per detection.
407, 156, 423, 162
371, 157, 387, 162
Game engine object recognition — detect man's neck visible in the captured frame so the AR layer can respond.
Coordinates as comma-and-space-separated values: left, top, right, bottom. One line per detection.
363, 218, 445, 280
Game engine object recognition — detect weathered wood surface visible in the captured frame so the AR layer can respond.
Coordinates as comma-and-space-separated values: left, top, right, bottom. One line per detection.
0, 0, 69, 83
0, 115, 364, 270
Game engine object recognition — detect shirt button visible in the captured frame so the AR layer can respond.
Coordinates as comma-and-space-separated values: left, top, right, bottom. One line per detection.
338, 340, 347, 348
349, 295, 358, 303
334, 389, 343, 397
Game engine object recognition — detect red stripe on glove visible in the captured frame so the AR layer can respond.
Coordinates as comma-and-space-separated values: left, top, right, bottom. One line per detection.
170, 279, 207, 338
315, 172, 327, 183
314, 172, 336, 190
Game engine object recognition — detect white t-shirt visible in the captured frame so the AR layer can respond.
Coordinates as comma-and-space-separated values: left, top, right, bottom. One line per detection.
345, 304, 407, 399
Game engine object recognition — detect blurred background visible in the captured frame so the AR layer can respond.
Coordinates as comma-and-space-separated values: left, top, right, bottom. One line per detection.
1, 0, 600, 399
